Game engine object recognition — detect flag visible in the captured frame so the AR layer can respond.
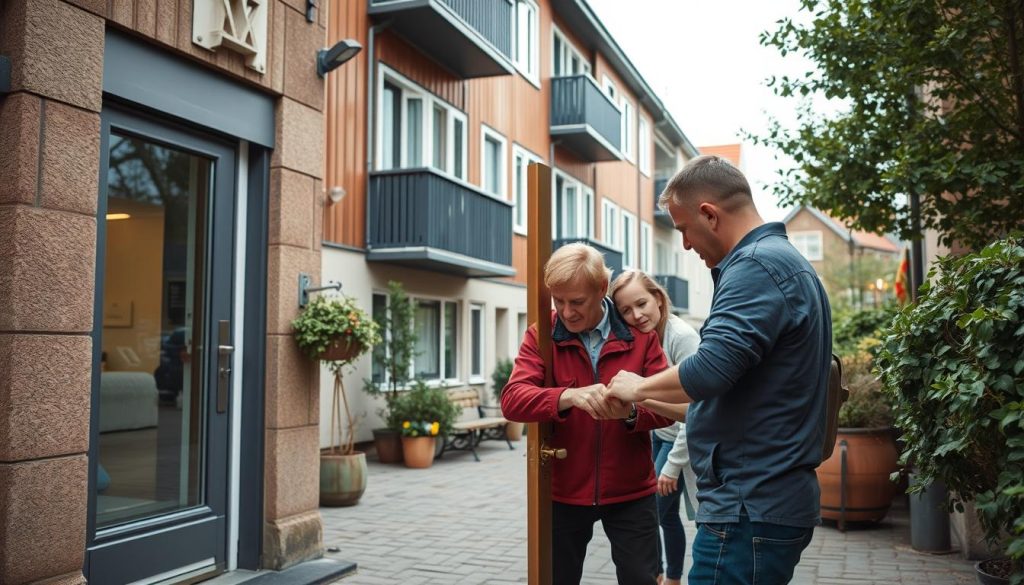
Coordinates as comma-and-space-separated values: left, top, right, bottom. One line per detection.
894, 248, 910, 304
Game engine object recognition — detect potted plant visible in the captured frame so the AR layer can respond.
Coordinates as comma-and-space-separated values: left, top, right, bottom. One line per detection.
363, 281, 417, 463
390, 380, 460, 469
817, 348, 899, 525
293, 295, 381, 506
876, 235, 1024, 584
491, 358, 523, 441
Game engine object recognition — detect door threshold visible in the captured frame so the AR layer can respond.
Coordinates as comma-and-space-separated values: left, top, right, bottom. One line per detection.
201, 559, 357, 585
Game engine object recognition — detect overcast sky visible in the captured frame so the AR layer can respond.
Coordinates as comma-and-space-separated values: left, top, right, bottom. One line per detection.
587, 0, 821, 221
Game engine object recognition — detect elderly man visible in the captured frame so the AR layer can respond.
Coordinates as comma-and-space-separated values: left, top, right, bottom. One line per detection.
608, 155, 832, 585
501, 242, 672, 585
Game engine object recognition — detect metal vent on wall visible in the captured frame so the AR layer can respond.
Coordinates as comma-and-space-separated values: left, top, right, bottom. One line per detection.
193, 0, 269, 73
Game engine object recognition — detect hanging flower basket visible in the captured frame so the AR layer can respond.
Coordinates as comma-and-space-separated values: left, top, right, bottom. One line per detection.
318, 339, 365, 363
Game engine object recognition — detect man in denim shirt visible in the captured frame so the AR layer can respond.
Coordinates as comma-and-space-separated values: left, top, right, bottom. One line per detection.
607, 155, 832, 585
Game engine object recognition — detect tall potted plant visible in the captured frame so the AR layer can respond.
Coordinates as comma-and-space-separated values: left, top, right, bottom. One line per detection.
293, 295, 381, 506
363, 281, 417, 463
877, 235, 1024, 584
491, 358, 522, 441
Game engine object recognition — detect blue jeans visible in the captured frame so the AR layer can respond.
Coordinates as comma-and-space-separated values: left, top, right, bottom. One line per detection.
652, 434, 686, 580
689, 516, 813, 585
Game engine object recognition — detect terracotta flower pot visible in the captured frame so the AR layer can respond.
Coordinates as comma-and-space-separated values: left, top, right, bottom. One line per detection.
319, 451, 367, 507
373, 428, 404, 464
817, 428, 900, 524
401, 436, 437, 469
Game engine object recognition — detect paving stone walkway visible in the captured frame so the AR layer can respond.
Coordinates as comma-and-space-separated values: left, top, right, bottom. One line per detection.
322, 441, 977, 584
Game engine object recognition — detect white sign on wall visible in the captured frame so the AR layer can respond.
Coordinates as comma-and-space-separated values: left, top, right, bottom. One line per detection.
193, 0, 268, 74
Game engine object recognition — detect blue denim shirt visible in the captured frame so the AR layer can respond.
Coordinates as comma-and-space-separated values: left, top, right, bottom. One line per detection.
678, 222, 832, 527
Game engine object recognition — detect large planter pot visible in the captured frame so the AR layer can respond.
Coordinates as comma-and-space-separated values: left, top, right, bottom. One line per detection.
373, 428, 403, 463
817, 427, 899, 524
319, 451, 367, 506
505, 421, 524, 442
401, 436, 437, 469
318, 339, 364, 362
975, 559, 1012, 585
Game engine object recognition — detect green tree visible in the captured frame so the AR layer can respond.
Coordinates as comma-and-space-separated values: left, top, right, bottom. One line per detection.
755, 0, 1024, 249
364, 281, 417, 428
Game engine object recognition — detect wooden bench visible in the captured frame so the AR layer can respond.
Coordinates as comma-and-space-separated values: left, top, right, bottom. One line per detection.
439, 389, 514, 462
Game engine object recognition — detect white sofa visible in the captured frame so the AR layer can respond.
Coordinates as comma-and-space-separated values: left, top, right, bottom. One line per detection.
99, 371, 159, 432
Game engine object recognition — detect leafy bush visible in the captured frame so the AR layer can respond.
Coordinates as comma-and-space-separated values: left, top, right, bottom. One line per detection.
833, 303, 896, 357
876, 234, 1024, 569
838, 353, 892, 429
390, 380, 461, 438
491, 358, 514, 402
362, 281, 417, 429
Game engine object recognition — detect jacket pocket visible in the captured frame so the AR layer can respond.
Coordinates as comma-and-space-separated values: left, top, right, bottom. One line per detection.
700, 442, 722, 488
555, 376, 577, 389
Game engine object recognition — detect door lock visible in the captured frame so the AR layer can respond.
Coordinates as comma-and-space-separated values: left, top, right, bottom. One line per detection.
216, 320, 233, 413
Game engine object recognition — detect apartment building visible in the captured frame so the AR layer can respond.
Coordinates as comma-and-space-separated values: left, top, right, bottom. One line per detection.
320, 0, 701, 444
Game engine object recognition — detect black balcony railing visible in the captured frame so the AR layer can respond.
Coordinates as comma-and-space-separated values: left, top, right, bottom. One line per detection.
368, 168, 514, 277
655, 274, 689, 312
553, 237, 624, 280
550, 76, 622, 162
368, 0, 514, 78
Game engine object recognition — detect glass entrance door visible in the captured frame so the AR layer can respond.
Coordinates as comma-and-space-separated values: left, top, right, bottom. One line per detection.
87, 105, 235, 584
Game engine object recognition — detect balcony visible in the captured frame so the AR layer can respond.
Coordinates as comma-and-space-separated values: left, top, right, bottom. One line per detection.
655, 274, 689, 312
550, 76, 623, 162
368, 0, 514, 78
654, 178, 673, 228
367, 168, 515, 277
552, 237, 623, 280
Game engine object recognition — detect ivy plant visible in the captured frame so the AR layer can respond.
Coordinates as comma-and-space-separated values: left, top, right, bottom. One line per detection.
876, 234, 1024, 572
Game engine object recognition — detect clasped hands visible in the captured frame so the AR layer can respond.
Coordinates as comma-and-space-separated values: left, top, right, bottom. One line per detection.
566, 370, 645, 420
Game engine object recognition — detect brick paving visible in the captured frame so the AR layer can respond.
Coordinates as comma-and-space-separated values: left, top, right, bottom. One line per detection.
322, 441, 976, 584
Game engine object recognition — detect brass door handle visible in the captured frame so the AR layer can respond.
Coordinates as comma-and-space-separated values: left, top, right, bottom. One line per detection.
540, 445, 567, 463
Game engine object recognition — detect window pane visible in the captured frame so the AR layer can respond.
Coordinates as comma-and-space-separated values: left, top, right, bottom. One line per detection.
406, 98, 422, 167
514, 154, 526, 227
432, 105, 447, 171
444, 302, 457, 379
565, 186, 578, 237
484, 137, 498, 194
453, 119, 464, 179
553, 36, 563, 76
382, 83, 400, 170
471, 307, 482, 377
555, 176, 564, 238
371, 294, 387, 384
414, 300, 440, 379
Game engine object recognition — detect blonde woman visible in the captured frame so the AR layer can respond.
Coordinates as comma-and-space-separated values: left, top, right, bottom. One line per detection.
610, 270, 700, 585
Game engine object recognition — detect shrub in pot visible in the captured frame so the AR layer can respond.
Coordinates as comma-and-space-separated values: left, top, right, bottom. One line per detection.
362, 281, 417, 463
292, 295, 380, 506
390, 380, 460, 469
876, 235, 1024, 583
491, 358, 522, 441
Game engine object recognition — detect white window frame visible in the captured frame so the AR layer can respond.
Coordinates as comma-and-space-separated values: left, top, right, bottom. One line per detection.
791, 231, 824, 261
552, 25, 591, 78
411, 296, 460, 385
553, 169, 594, 240
376, 64, 468, 181
602, 75, 619, 102
620, 97, 635, 163
511, 144, 543, 235
640, 221, 653, 272
638, 116, 651, 176
469, 303, 485, 382
601, 198, 621, 249
481, 124, 508, 198
622, 210, 637, 268
513, 0, 540, 87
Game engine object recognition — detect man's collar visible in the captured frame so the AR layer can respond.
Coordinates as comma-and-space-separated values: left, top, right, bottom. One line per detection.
712, 222, 787, 281
589, 299, 611, 340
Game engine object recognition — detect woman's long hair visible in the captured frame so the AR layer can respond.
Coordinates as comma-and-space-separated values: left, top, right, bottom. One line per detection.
609, 270, 673, 343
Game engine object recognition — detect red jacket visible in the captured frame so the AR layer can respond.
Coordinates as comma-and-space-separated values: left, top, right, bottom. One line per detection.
501, 305, 672, 506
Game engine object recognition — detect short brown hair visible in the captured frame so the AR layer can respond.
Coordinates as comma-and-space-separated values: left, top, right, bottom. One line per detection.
544, 243, 611, 292
658, 155, 753, 212
609, 270, 672, 342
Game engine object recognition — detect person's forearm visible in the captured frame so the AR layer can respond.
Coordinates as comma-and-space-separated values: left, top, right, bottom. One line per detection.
638, 367, 694, 404
557, 387, 577, 411
640, 400, 688, 422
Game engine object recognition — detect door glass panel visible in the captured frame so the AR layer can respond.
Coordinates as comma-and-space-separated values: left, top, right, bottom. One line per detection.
96, 131, 210, 529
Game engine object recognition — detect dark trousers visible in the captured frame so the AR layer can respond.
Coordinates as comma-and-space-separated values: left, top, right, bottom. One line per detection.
552, 495, 660, 585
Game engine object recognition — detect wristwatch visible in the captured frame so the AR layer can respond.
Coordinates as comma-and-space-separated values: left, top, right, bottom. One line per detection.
623, 402, 638, 427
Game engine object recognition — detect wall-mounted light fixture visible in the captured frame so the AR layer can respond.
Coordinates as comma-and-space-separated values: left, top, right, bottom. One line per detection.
317, 39, 362, 78
327, 186, 347, 205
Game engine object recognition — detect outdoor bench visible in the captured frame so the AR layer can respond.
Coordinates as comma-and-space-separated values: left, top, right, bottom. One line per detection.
439, 389, 514, 461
